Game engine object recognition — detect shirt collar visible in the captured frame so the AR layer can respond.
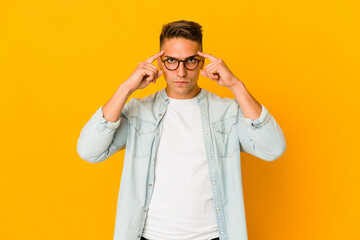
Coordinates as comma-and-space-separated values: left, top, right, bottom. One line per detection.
159, 88, 206, 104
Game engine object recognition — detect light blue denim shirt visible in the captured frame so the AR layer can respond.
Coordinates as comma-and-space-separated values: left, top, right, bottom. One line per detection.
77, 88, 286, 240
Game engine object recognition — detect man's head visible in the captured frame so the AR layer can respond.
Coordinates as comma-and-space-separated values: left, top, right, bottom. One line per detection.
157, 20, 205, 99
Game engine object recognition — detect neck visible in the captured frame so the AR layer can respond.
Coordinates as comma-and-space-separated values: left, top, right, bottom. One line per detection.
165, 85, 201, 99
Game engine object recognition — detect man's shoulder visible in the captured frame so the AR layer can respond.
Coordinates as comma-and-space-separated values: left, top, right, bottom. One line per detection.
122, 91, 160, 118
129, 92, 158, 105
205, 89, 238, 107
204, 89, 240, 120
205, 89, 236, 103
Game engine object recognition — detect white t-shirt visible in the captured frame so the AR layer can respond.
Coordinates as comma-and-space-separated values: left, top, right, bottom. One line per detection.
141, 95, 219, 240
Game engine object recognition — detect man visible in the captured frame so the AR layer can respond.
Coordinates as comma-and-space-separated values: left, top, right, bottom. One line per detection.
77, 20, 286, 240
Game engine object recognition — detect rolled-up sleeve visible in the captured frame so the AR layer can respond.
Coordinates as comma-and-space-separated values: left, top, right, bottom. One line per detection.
77, 104, 129, 163
237, 104, 286, 161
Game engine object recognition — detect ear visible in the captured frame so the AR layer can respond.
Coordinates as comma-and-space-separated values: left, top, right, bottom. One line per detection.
200, 57, 205, 69
157, 57, 162, 70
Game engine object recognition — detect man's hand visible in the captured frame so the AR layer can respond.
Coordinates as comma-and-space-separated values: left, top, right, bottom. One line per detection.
123, 50, 164, 92
197, 51, 242, 88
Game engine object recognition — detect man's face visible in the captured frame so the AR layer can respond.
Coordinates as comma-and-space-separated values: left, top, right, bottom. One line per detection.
157, 37, 204, 99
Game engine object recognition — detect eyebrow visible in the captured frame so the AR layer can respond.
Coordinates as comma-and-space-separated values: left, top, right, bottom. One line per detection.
164, 54, 200, 59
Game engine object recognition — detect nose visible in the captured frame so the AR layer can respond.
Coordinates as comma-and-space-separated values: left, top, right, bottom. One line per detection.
176, 61, 187, 78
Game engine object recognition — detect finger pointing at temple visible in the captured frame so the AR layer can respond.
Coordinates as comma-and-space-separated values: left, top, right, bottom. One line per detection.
145, 50, 165, 64
197, 51, 218, 62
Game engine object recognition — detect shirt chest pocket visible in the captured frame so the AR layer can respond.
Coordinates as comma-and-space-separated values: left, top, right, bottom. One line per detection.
212, 116, 240, 157
126, 118, 157, 158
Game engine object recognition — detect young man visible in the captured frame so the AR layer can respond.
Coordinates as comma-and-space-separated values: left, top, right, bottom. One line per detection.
77, 20, 286, 240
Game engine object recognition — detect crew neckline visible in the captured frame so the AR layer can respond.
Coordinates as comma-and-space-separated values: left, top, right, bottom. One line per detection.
168, 93, 199, 104
167, 88, 202, 103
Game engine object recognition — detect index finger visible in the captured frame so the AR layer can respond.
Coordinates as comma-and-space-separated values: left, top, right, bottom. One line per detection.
197, 51, 217, 62
145, 50, 165, 64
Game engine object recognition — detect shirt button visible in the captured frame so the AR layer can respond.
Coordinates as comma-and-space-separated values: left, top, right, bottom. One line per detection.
224, 128, 228, 132
212, 181, 216, 184
165, 99, 169, 102
208, 156, 212, 160
144, 209, 147, 212
216, 207, 220, 210
221, 232, 224, 235
202, 112, 206, 115
139, 129, 143, 133
205, 131, 208, 135
149, 183, 152, 186
158, 113, 162, 117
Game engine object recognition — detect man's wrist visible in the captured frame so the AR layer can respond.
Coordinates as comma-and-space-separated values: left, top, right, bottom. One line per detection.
118, 82, 136, 97
228, 77, 245, 93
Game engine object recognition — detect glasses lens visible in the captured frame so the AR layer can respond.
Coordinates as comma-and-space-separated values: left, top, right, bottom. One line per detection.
164, 59, 179, 70
185, 58, 199, 70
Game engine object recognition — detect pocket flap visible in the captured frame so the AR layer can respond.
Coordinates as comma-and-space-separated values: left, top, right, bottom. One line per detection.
213, 116, 238, 133
128, 116, 157, 134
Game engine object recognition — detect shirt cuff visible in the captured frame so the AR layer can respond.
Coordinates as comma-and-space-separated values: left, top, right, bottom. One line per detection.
242, 104, 271, 129
94, 105, 121, 132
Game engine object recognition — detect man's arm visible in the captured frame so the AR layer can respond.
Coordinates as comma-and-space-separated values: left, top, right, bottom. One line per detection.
229, 80, 286, 161
228, 80, 262, 120
76, 50, 164, 163
197, 51, 286, 161
102, 84, 134, 122
76, 85, 132, 163
102, 49, 165, 122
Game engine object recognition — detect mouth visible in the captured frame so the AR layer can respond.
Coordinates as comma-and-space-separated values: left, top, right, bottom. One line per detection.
174, 81, 189, 84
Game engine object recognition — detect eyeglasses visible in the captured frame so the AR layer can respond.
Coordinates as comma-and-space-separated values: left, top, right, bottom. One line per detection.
161, 55, 203, 71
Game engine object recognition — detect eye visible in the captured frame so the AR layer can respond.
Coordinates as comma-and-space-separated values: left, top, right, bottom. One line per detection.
187, 57, 196, 63
166, 58, 176, 63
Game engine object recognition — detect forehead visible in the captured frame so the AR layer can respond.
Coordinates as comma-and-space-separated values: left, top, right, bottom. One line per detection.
162, 38, 200, 58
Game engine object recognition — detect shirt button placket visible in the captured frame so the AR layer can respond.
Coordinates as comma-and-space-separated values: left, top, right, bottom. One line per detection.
200, 97, 226, 239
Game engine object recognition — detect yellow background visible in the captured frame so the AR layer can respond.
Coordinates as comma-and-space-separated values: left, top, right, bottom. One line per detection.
1, 0, 359, 239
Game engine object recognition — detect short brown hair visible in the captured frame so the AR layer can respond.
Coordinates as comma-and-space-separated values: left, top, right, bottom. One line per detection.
160, 20, 203, 51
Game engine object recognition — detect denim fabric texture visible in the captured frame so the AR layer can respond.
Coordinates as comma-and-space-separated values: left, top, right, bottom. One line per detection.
77, 88, 287, 240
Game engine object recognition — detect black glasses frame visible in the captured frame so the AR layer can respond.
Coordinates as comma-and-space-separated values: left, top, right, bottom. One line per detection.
161, 56, 203, 71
